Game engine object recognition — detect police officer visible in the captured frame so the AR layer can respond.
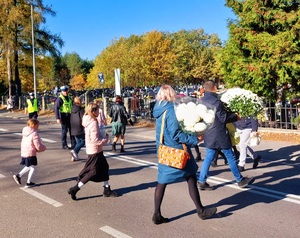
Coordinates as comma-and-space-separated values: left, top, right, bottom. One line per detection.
25, 92, 38, 119
54, 86, 76, 150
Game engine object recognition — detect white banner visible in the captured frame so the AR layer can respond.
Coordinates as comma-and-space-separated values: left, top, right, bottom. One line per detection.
114, 68, 121, 96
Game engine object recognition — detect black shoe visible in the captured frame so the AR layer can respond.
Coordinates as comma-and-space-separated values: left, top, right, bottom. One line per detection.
198, 182, 214, 191
62, 145, 71, 150
152, 214, 170, 225
211, 160, 217, 167
238, 165, 245, 172
103, 186, 118, 197
253, 155, 261, 169
68, 185, 80, 200
25, 182, 35, 188
238, 177, 255, 188
13, 175, 21, 185
198, 207, 217, 220
195, 155, 202, 162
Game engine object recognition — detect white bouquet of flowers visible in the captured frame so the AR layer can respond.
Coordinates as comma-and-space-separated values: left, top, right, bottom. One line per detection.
175, 99, 215, 136
220, 88, 264, 118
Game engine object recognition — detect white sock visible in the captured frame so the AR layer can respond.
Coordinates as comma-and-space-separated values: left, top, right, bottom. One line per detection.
104, 181, 109, 187
78, 181, 84, 188
27, 166, 35, 183
19, 166, 30, 177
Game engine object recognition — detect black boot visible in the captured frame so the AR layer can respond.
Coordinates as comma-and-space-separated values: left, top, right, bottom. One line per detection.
68, 185, 80, 200
120, 145, 125, 153
103, 185, 118, 197
194, 146, 202, 162
112, 142, 116, 152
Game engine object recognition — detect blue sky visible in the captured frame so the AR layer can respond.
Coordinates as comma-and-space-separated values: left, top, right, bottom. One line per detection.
43, 0, 236, 60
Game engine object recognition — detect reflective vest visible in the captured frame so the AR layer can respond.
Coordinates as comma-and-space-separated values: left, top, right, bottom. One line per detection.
59, 94, 72, 113
27, 98, 38, 113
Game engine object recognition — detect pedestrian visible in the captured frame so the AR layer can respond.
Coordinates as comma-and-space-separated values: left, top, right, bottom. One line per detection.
13, 118, 46, 188
152, 84, 217, 224
234, 116, 261, 171
197, 80, 255, 190
194, 144, 202, 162
109, 95, 132, 153
67, 102, 117, 200
24, 92, 39, 119
7, 96, 14, 113
54, 85, 76, 150
70, 96, 85, 162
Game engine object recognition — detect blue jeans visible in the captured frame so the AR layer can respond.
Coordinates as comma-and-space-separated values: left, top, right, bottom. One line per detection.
198, 147, 243, 183
74, 134, 85, 154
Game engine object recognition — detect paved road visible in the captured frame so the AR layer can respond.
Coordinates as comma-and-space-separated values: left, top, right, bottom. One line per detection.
0, 110, 300, 238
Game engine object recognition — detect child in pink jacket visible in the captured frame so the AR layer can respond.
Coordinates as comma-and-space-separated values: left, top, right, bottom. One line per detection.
13, 119, 46, 188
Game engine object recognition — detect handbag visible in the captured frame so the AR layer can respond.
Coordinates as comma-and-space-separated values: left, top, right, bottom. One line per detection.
157, 111, 190, 169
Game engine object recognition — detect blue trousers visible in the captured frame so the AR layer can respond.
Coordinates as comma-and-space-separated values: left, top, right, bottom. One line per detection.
198, 147, 243, 183
74, 134, 85, 154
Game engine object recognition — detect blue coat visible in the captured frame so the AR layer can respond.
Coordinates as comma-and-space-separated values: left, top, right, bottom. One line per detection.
200, 92, 238, 149
153, 100, 199, 184
234, 117, 258, 131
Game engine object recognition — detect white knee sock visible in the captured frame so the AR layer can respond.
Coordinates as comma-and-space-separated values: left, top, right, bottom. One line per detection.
27, 166, 35, 183
18, 166, 30, 177
78, 181, 84, 188
104, 181, 109, 187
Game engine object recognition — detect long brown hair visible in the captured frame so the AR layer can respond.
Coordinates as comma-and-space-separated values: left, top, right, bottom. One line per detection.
85, 102, 99, 120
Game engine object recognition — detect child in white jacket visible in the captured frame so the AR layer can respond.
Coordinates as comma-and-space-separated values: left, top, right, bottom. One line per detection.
13, 119, 46, 188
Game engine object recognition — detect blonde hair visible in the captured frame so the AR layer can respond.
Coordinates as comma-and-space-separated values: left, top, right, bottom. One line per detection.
73, 96, 82, 106
155, 84, 177, 102
27, 118, 39, 128
85, 102, 99, 119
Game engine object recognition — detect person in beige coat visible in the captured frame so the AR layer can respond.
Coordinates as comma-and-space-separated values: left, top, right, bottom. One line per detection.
13, 119, 46, 188
67, 102, 118, 200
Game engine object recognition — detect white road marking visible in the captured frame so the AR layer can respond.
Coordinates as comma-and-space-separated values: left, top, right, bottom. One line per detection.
208, 176, 300, 205
0, 174, 5, 178
20, 187, 63, 207
99, 226, 132, 238
41, 138, 56, 143
0, 128, 8, 131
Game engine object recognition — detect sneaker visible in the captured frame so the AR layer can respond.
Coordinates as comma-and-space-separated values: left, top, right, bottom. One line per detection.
238, 165, 245, 172
195, 155, 202, 162
253, 155, 261, 169
198, 182, 214, 191
198, 207, 217, 220
62, 145, 71, 150
13, 175, 21, 185
238, 177, 255, 188
69, 150, 78, 161
25, 182, 35, 188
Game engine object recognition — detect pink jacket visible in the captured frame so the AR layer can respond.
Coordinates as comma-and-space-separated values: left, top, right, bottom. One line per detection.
21, 126, 46, 157
82, 114, 108, 155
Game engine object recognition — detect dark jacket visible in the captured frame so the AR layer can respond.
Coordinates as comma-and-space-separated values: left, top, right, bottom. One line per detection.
109, 102, 130, 125
234, 117, 258, 132
70, 104, 85, 136
153, 100, 199, 184
200, 91, 238, 149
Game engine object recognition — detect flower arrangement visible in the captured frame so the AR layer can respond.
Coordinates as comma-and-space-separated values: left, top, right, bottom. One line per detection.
175, 100, 215, 136
220, 88, 264, 118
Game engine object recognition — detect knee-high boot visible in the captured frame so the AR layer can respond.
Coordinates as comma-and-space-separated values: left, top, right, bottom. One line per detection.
112, 142, 116, 152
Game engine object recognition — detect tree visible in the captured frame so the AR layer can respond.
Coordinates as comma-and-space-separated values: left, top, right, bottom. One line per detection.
221, 0, 300, 101
0, 0, 64, 97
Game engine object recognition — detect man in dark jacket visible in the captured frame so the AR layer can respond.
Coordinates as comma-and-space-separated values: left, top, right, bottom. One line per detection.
198, 80, 255, 190
54, 85, 76, 150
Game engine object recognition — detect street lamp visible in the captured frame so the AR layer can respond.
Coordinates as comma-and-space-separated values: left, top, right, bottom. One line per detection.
29, 1, 37, 98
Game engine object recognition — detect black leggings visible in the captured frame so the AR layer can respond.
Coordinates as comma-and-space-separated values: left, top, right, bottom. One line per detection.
153, 174, 204, 216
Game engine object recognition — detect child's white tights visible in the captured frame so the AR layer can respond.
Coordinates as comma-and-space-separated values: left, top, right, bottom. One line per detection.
18, 166, 35, 183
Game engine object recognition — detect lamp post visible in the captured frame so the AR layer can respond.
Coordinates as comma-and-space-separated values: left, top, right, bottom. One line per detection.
30, 1, 37, 98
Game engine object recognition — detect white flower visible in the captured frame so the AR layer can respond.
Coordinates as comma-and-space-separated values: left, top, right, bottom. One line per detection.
175, 100, 215, 135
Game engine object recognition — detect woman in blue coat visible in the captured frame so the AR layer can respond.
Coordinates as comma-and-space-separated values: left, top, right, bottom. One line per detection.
152, 84, 217, 224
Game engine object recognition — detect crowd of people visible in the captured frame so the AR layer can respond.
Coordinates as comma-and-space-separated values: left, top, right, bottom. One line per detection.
11, 81, 262, 224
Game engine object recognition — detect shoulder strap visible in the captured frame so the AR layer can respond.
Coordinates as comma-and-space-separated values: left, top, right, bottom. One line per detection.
159, 111, 167, 144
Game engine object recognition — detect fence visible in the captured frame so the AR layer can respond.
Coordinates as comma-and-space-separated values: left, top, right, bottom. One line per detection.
1, 93, 299, 130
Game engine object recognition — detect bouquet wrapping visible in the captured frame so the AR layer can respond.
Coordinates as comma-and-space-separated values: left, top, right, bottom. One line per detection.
175, 98, 215, 136
220, 88, 264, 118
